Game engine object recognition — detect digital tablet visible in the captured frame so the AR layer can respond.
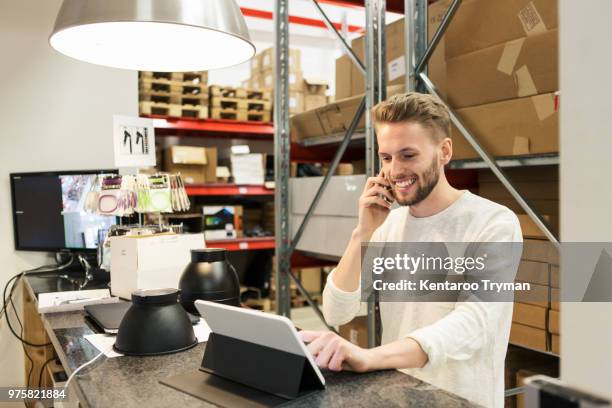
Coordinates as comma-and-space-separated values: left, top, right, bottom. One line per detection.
194, 300, 326, 388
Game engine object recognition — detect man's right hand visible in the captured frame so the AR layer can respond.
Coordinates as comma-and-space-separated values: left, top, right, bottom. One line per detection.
356, 169, 394, 240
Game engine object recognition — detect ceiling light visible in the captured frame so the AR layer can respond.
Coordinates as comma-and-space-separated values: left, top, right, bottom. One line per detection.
49, 0, 255, 71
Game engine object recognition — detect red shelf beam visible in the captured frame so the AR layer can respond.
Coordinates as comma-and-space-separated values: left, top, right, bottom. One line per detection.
148, 116, 274, 138
185, 184, 274, 196
206, 237, 275, 251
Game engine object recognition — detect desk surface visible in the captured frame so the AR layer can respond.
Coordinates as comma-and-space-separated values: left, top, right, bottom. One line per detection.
26, 273, 478, 408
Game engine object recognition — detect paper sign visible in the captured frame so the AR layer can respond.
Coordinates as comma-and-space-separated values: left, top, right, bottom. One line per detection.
113, 115, 156, 168
388, 56, 406, 82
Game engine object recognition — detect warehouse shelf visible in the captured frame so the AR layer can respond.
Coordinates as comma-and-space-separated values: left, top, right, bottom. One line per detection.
298, 131, 366, 147
509, 342, 560, 358
448, 153, 559, 170
146, 115, 274, 138
185, 184, 274, 196
206, 236, 275, 251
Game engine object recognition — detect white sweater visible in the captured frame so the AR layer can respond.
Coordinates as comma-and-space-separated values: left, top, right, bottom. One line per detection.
322, 190, 522, 408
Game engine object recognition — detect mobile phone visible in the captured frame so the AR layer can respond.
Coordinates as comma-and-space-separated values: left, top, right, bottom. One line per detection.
379, 168, 395, 205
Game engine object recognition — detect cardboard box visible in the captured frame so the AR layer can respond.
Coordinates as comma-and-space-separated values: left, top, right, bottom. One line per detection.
551, 265, 559, 288
110, 233, 205, 299
290, 84, 405, 142
447, 29, 558, 108
290, 176, 364, 257
303, 78, 328, 96
513, 302, 547, 329
523, 239, 559, 265
514, 282, 549, 308
446, 0, 558, 59
299, 267, 322, 294
202, 206, 243, 240
517, 214, 559, 240
291, 175, 364, 217
510, 322, 547, 351
335, 54, 352, 99
551, 288, 560, 311
452, 93, 558, 160
516, 260, 550, 285
479, 166, 558, 183
351, 0, 451, 97
290, 108, 325, 143
258, 69, 303, 91
479, 180, 558, 200
164, 146, 217, 184
548, 309, 560, 334
551, 334, 560, 354
289, 91, 305, 114
256, 48, 302, 73
305, 94, 327, 111
339, 316, 368, 348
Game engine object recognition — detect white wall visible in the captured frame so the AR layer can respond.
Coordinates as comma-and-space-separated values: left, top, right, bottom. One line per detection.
560, 0, 612, 400
0, 0, 136, 386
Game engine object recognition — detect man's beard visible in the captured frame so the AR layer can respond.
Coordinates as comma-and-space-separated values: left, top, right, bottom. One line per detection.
394, 155, 440, 206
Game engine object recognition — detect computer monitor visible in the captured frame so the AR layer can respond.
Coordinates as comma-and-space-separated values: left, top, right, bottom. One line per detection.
10, 170, 118, 252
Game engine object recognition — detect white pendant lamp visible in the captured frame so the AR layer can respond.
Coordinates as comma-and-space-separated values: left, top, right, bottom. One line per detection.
49, 0, 255, 71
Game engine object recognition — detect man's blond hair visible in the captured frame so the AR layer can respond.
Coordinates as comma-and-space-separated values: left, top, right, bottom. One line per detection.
372, 92, 451, 142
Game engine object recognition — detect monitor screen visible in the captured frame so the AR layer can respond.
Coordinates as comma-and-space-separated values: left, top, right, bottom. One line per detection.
10, 170, 118, 251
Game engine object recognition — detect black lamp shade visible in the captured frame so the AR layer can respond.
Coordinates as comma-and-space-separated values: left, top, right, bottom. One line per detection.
114, 288, 197, 356
179, 248, 240, 314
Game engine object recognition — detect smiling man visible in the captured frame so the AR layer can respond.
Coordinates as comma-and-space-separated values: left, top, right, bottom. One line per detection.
298, 92, 522, 408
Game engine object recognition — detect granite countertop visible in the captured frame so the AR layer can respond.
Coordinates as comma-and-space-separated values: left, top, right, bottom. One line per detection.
26, 274, 478, 408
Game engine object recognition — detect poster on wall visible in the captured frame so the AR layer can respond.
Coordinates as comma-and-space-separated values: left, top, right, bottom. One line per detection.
113, 115, 156, 168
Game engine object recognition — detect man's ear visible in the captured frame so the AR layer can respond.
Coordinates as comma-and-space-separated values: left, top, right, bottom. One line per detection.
440, 137, 453, 165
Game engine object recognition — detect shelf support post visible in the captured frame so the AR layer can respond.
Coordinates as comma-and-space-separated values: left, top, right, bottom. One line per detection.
274, 0, 292, 317
365, 0, 386, 348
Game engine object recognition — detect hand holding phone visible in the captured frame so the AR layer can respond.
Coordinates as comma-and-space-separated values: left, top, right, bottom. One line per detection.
356, 168, 394, 238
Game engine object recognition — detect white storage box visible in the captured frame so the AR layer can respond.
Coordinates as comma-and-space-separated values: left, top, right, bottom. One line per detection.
290, 175, 365, 257
110, 233, 205, 299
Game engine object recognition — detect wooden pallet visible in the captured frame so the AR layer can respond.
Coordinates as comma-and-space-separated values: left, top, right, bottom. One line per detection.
139, 78, 207, 95
246, 99, 272, 112
246, 110, 271, 122
139, 71, 207, 85
139, 91, 208, 107
209, 85, 247, 99
210, 96, 248, 110
246, 89, 272, 101
209, 107, 248, 121
139, 101, 208, 119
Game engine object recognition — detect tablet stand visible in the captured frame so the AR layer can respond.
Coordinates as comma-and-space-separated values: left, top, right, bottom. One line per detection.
200, 332, 324, 400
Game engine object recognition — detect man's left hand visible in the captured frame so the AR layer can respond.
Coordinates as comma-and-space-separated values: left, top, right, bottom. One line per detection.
298, 330, 373, 372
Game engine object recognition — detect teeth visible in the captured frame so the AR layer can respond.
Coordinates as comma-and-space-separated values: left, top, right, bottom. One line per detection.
396, 177, 417, 187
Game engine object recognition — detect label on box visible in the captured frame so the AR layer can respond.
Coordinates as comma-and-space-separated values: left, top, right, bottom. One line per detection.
517, 2, 547, 36
289, 97, 297, 108
265, 75, 273, 86
289, 73, 296, 84
264, 55, 270, 66
388, 56, 406, 81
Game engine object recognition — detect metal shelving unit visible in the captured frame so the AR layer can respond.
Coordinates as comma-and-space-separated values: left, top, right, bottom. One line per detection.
273, 1, 561, 388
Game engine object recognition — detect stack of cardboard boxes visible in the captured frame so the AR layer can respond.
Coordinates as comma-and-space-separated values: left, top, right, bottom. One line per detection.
444, 0, 559, 159
511, 239, 560, 354
478, 166, 559, 238
292, 0, 452, 143
163, 145, 217, 185
246, 48, 329, 115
